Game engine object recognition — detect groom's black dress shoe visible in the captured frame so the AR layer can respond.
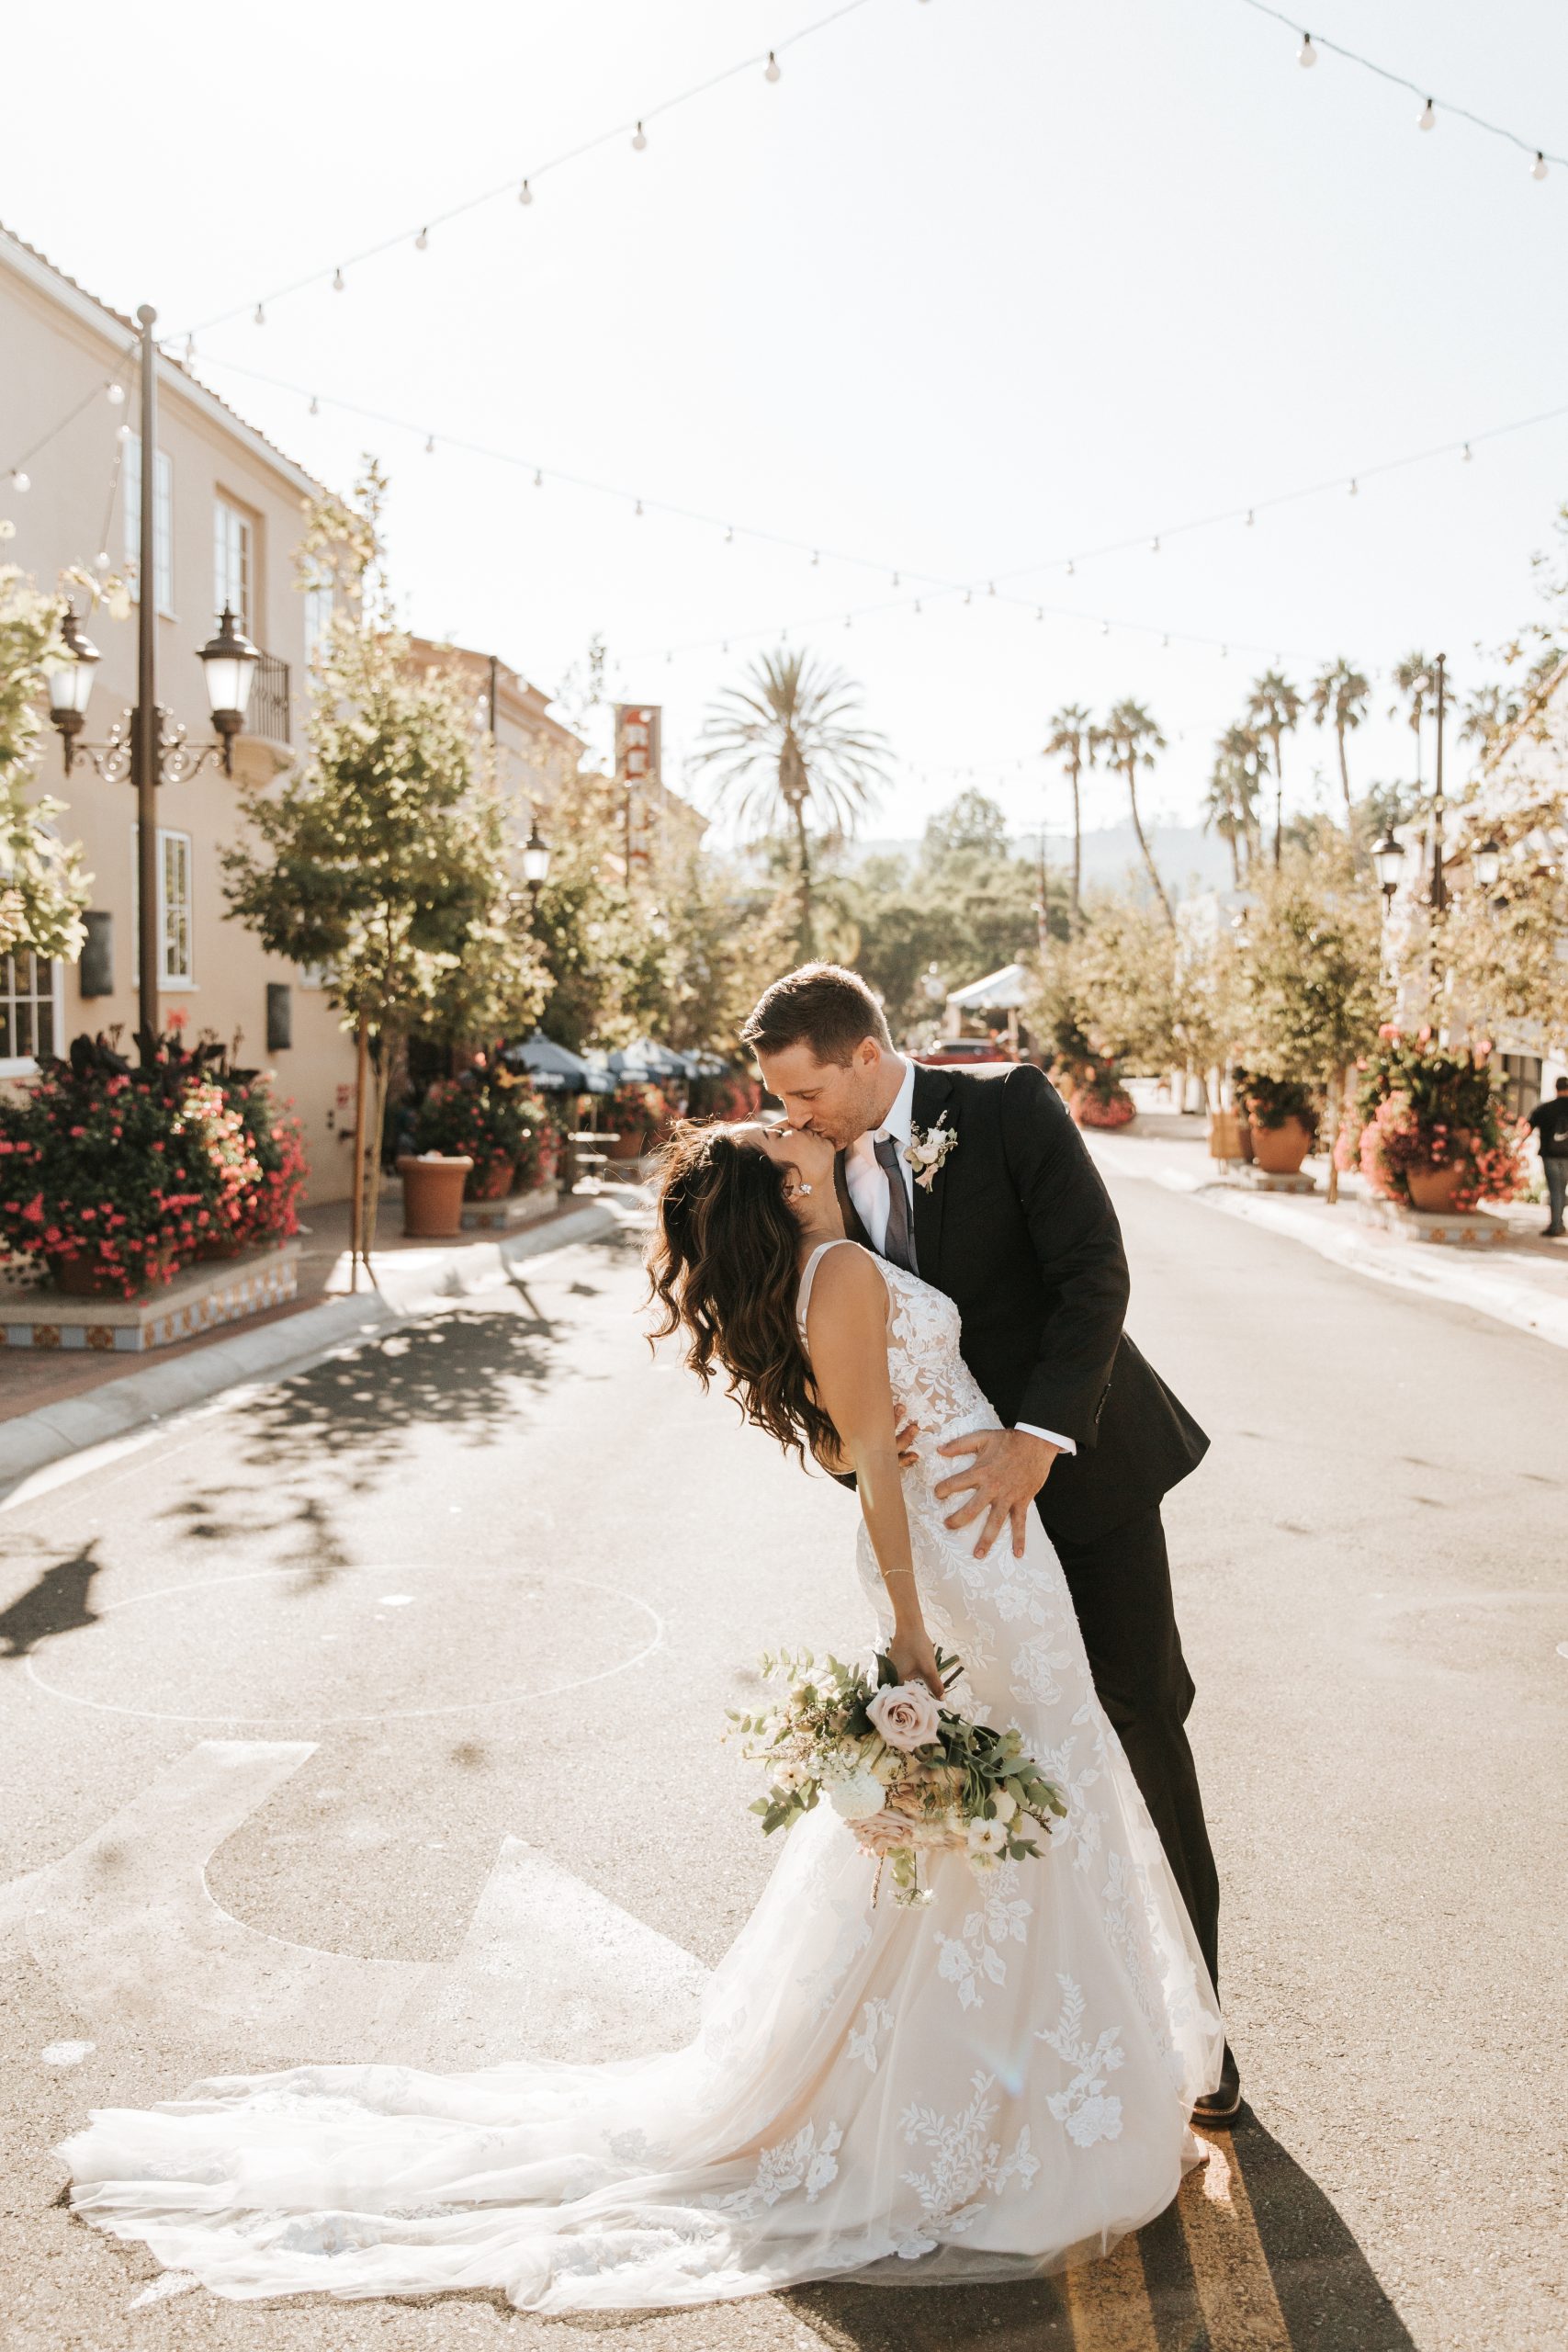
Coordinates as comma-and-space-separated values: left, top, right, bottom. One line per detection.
1191, 2043, 1242, 2126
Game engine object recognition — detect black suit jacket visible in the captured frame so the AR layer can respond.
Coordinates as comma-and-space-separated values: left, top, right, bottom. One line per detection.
835, 1060, 1207, 1544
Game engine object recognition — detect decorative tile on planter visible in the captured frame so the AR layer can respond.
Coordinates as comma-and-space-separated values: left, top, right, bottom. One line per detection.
1237, 1167, 1318, 1195
1358, 1201, 1511, 1248
460, 1185, 560, 1233
0, 1241, 301, 1352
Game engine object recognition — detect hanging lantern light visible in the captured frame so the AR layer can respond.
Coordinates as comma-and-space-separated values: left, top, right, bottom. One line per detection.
1297, 32, 1318, 67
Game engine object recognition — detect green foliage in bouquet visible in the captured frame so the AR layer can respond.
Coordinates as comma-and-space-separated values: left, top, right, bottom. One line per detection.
728, 1647, 1066, 1905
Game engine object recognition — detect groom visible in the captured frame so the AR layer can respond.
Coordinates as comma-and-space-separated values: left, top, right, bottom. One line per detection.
742, 962, 1239, 2122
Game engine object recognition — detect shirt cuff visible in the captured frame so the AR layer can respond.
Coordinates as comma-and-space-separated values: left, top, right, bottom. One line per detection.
1016, 1422, 1077, 1456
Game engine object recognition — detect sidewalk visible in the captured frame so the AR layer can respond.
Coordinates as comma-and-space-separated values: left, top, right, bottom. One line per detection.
0, 1182, 637, 1498
1085, 1114, 1568, 1351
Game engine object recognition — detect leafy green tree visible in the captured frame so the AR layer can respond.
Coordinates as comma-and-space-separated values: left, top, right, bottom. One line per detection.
1308, 658, 1371, 834
1043, 705, 1098, 929
0, 526, 114, 965
1100, 699, 1172, 925
694, 647, 890, 956
222, 461, 546, 1260
1246, 668, 1303, 869
1237, 859, 1384, 1200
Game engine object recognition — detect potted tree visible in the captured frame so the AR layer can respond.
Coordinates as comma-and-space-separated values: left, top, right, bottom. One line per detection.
1235, 1073, 1317, 1175
1349, 1030, 1526, 1216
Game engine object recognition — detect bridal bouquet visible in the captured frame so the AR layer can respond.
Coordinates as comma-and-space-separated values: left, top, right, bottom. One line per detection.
729, 1648, 1067, 1905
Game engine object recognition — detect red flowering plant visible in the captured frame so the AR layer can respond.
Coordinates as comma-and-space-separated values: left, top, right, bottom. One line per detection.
1348, 1027, 1527, 1211
0, 1033, 246, 1295
413, 1065, 555, 1198
609, 1081, 672, 1148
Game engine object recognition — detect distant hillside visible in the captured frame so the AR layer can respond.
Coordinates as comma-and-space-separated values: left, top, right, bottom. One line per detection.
846, 820, 1231, 899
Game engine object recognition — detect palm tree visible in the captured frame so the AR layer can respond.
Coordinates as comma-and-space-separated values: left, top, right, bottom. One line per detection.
1043, 702, 1098, 930
1204, 725, 1264, 884
1308, 658, 1371, 832
1100, 697, 1172, 925
695, 647, 890, 955
1390, 650, 1443, 786
1245, 668, 1303, 868
1458, 681, 1520, 757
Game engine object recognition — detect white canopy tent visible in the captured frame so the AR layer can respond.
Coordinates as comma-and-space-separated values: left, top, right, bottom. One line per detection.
943, 962, 1029, 1043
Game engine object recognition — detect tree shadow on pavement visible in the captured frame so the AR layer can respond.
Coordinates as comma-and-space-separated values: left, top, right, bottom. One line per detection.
784, 2110, 1415, 2352
0, 1543, 102, 1657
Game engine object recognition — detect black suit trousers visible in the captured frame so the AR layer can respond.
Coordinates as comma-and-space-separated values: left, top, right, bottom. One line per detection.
1046, 1499, 1221, 1993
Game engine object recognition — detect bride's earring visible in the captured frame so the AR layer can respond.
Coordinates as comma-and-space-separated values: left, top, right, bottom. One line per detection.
785, 1182, 813, 1199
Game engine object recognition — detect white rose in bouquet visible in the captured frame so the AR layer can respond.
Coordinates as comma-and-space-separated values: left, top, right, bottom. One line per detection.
865, 1680, 942, 1753
773, 1759, 810, 1794
827, 1767, 886, 1822
967, 1816, 1008, 1857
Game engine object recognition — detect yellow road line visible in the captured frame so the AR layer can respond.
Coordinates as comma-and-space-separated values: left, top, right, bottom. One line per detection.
1179, 2130, 1292, 2352
1063, 2229, 1158, 2352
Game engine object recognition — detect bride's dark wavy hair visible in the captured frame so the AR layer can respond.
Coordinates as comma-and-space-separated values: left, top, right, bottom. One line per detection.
647, 1121, 837, 1464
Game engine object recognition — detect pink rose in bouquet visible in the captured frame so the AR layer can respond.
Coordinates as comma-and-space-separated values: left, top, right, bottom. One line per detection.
866, 1680, 942, 1752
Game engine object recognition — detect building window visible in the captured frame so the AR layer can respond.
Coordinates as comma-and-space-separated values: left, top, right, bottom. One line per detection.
1500, 1053, 1543, 1122
213, 495, 254, 631
303, 582, 334, 667
124, 435, 174, 613
0, 953, 62, 1071
130, 827, 195, 986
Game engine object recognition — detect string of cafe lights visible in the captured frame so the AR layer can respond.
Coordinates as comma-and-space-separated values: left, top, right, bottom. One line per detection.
1243, 0, 1566, 178
177, 348, 1568, 674
172, 0, 1566, 354
173, 0, 878, 342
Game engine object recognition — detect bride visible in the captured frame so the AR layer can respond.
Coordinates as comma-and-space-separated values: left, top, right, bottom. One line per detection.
60, 1118, 1222, 2312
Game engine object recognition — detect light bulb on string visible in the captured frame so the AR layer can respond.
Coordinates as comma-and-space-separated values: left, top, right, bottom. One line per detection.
764, 50, 781, 82
1035, 606, 1043, 621
533, 469, 543, 488
724, 524, 734, 543
309, 394, 320, 416
95, 550, 110, 572
631, 120, 648, 151
1532, 151, 1549, 180
415, 227, 429, 251
1298, 32, 1317, 66
1151, 536, 1160, 554
518, 178, 534, 205
254, 301, 265, 326
9, 469, 28, 492
333, 266, 346, 290
963, 588, 972, 605
1162, 634, 1170, 650
424, 435, 435, 455
1417, 98, 1436, 130
634, 499, 643, 516
987, 581, 996, 596
1246, 508, 1255, 527
106, 382, 125, 408
810, 548, 819, 566
184, 336, 196, 362
914, 600, 922, 616
1462, 441, 1472, 461
1348, 476, 1359, 496
844, 613, 852, 629
1221, 644, 1229, 659
1100, 619, 1110, 636
892, 571, 900, 588
1066, 560, 1075, 577
116, 423, 130, 444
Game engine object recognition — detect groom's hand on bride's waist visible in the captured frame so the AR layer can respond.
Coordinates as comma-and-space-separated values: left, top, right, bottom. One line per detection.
934, 1430, 1060, 1561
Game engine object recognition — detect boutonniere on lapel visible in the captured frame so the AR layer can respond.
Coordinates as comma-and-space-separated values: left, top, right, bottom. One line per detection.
904, 1114, 957, 1192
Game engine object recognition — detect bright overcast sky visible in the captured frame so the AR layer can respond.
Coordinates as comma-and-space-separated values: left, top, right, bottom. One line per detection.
10, 0, 1568, 849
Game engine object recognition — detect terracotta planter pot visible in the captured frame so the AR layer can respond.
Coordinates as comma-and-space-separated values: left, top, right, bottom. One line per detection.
1249, 1115, 1314, 1175
1405, 1160, 1468, 1213
1237, 1122, 1255, 1163
397, 1154, 473, 1238
465, 1155, 517, 1202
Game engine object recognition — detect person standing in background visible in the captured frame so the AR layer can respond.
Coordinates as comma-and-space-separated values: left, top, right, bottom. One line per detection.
1527, 1075, 1568, 1238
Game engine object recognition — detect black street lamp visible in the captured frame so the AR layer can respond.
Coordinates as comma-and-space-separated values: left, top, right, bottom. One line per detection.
508, 814, 552, 930
1472, 837, 1503, 893
1371, 829, 1404, 903
42, 305, 260, 1040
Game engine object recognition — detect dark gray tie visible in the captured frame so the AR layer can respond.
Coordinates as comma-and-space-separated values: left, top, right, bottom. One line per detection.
874, 1133, 917, 1272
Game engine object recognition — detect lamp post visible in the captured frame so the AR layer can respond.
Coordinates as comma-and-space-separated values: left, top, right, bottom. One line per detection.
1428, 651, 1449, 913
508, 814, 552, 932
1371, 829, 1404, 906
43, 305, 259, 1040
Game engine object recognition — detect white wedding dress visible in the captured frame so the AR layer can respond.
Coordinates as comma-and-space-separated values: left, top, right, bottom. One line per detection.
60, 1241, 1222, 2312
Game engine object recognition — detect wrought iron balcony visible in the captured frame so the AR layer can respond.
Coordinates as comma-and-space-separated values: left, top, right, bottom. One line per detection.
248, 650, 291, 746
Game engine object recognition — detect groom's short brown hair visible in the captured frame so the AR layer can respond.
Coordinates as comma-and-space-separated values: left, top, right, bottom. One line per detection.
741, 963, 893, 1064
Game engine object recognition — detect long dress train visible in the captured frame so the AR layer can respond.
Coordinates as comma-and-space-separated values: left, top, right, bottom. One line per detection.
59, 1240, 1223, 2312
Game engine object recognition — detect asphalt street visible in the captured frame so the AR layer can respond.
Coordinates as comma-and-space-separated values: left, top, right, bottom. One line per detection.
3, 1152, 1565, 2352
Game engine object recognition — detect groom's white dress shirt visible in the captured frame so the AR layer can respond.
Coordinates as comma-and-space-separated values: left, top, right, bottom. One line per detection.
844, 1056, 1075, 1457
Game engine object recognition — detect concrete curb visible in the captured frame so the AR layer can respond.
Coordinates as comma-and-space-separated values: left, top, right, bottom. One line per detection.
1151, 1169, 1568, 1352
0, 1201, 622, 1500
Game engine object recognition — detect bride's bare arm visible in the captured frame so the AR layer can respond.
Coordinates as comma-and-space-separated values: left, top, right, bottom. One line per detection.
804, 1249, 942, 1697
